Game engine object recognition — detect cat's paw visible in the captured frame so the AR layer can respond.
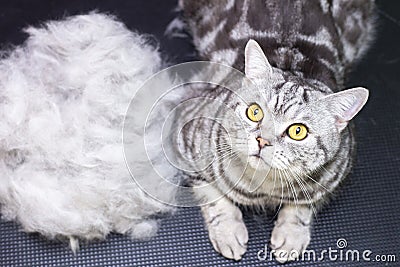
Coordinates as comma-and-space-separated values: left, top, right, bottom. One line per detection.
207, 216, 248, 261
270, 222, 310, 263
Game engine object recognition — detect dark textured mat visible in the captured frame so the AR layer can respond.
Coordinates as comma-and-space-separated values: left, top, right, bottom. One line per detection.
0, 1, 399, 266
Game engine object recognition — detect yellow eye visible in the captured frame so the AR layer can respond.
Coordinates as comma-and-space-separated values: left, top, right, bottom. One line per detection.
287, 124, 308, 141
246, 103, 264, 122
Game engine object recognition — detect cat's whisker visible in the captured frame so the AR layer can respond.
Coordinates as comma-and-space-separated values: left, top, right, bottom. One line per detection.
271, 169, 285, 221
211, 151, 237, 165
269, 168, 277, 200
200, 148, 237, 170
283, 169, 300, 216
289, 168, 318, 219
291, 165, 332, 194
281, 169, 294, 208
294, 153, 336, 178
318, 164, 335, 176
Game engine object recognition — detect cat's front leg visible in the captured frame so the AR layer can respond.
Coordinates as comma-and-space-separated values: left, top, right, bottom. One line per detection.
270, 204, 313, 263
196, 186, 248, 261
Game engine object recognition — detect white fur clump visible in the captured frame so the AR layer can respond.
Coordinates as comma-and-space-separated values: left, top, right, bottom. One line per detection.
0, 13, 178, 250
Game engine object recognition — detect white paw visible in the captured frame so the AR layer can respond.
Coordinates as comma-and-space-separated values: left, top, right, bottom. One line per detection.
207, 216, 248, 261
270, 222, 311, 263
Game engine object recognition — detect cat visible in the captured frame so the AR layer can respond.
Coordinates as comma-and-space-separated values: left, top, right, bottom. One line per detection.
178, 0, 375, 262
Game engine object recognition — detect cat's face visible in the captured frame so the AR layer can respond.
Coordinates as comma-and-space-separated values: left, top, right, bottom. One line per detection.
228, 40, 368, 176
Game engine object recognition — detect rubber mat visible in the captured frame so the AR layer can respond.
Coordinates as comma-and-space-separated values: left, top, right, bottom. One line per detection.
0, 1, 399, 266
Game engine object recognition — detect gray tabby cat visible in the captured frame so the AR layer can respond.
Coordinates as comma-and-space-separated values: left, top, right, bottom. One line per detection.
178, 0, 375, 262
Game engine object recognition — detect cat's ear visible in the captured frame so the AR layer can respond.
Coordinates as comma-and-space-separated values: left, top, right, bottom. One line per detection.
244, 39, 273, 81
319, 87, 369, 132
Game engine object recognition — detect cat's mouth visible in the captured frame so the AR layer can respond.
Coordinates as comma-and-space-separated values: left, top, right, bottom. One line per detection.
249, 153, 270, 168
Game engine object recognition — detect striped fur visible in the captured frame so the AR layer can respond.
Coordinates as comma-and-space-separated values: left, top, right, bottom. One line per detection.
178, 0, 375, 261
181, 0, 375, 89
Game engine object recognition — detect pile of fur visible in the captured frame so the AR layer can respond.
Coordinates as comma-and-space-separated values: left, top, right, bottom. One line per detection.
0, 13, 178, 250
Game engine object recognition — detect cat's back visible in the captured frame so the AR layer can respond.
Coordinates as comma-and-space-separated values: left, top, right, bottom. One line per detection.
181, 0, 375, 82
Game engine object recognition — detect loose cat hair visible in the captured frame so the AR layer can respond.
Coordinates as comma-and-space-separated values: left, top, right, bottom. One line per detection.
0, 13, 178, 251
179, 0, 375, 262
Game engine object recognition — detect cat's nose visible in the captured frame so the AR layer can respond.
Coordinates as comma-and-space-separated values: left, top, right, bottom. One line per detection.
256, 137, 272, 149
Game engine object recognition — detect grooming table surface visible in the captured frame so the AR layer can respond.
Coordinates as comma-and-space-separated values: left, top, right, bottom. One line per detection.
0, 1, 399, 266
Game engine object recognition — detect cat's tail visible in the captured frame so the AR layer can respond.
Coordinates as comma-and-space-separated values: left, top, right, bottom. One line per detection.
331, 0, 377, 66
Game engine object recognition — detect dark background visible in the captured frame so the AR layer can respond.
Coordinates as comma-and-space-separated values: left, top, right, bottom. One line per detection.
0, 1, 399, 266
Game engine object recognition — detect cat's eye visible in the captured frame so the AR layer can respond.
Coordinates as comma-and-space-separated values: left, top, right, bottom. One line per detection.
287, 124, 308, 141
246, 103, 264, 122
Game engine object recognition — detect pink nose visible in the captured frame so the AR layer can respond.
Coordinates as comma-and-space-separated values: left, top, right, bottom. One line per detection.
256, 137, 271, 148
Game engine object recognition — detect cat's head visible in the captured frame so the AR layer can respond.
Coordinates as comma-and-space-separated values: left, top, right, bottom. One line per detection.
230, 40, 369, 175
